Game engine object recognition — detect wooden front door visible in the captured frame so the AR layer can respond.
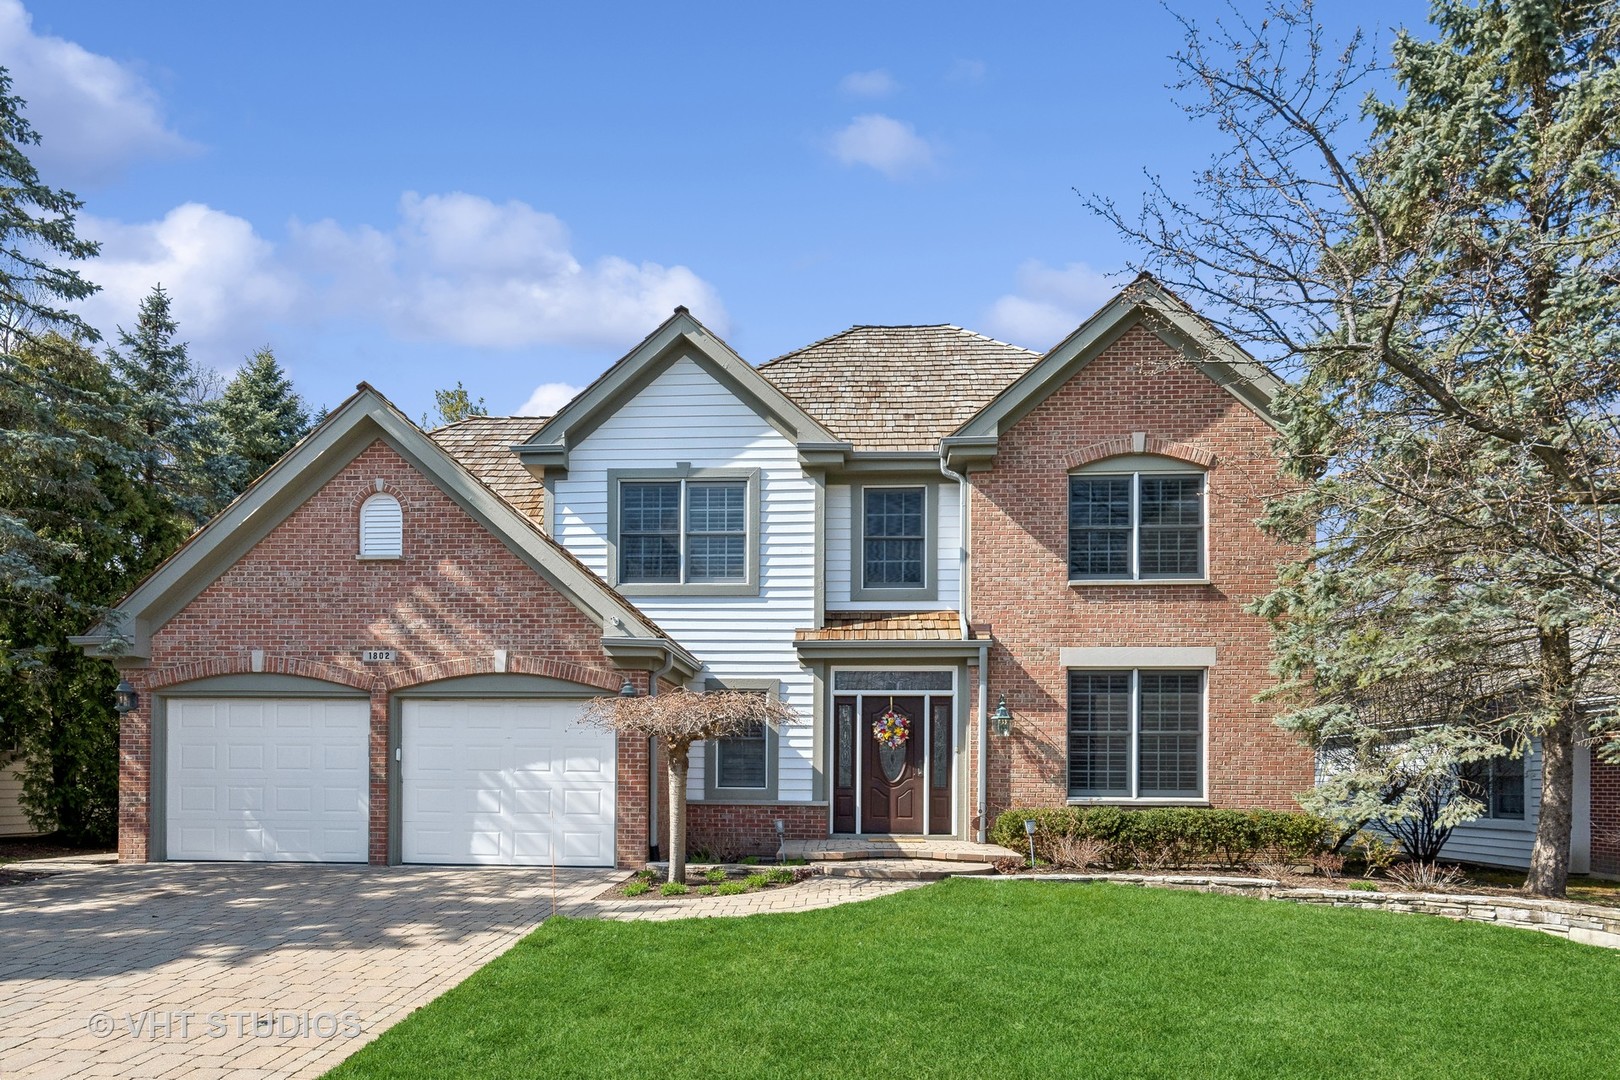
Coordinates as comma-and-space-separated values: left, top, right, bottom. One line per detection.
861, 695, 924, 834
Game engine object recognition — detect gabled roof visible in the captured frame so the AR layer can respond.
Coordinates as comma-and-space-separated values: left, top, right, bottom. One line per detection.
75, 383, 697, 680
515, 307, 850, 474
430, 415, 547, 520
942, 274, 1287, 469
757, 325, 1040, 452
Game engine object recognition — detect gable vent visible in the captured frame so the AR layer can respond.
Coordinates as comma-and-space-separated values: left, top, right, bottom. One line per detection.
359, 493, 403, 558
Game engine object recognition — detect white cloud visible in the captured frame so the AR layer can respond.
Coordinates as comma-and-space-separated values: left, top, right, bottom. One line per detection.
828, 114, 935, 179
518, 381, 584, 416
78, 203, 302, 360
838, 69, 897, 98
947, 58, 987, 83
0, 0, 194, 185
984, 261, 1120, 348
291, 191, 727, 349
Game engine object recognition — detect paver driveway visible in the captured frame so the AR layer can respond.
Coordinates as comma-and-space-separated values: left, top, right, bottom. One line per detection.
0, 862, 619, 1079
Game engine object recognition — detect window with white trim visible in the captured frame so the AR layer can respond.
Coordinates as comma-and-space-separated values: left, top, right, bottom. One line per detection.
1068, 669, 1204, 799
619, 478, 747, 584
1068, 462, 1205, 581
1461, 745, 1527, 820
358, 493, 402, 559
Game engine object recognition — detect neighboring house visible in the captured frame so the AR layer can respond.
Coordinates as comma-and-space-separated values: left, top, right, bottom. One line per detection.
75, 275, 1620, 874
0, 751, 43, 838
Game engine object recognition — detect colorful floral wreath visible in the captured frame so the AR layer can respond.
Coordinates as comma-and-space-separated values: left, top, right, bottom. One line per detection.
872, 707, 911, 749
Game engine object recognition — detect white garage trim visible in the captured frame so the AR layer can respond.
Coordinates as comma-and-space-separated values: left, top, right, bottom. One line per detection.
400, 698, 616, 867
165, 697, 370, 862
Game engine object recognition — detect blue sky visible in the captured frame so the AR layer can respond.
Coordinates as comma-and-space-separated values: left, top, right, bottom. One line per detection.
10, 0, 1419, 420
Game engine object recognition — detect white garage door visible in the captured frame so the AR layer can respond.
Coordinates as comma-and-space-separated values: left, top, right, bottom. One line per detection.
401, 699, 615, 866
166, 697, 369, 862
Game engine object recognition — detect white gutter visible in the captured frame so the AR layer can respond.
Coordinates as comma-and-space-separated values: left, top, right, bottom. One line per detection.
941, 456, 989, 843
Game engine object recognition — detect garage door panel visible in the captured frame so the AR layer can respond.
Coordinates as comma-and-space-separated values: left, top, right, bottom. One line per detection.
402, 698, 614, 867
166, 697, 368, 862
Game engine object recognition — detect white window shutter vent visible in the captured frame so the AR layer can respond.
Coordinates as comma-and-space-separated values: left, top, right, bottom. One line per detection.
360, 494, 403, 558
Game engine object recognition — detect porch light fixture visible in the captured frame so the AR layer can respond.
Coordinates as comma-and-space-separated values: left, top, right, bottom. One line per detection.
113, 680, 139, 715
991, 695, 1012, 737
619, 677, 638, 697
1023, 818, 1038, 868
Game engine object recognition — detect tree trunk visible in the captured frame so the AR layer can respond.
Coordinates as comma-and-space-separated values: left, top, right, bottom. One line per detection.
1526, 627, 1576, 898
666, 741, 690, 885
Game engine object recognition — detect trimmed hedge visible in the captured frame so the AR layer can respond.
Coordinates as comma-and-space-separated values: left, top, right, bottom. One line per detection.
991, 806, 1332, 870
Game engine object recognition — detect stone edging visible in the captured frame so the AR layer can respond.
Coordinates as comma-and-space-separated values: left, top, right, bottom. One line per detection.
981, 873, 1620, 949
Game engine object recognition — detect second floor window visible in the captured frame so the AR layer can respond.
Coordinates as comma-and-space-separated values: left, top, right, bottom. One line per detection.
863, 486, 926, 589
1069, 467, 1205, 581
619, 479, 747, 584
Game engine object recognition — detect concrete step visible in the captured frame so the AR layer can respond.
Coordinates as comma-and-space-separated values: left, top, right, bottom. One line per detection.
814, 858, 999, 881
784, 837, 1019, 864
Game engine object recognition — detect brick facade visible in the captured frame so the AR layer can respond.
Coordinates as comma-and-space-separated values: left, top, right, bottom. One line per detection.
122, 439, 647, 866
1592, 759, 1620, 878
969, 324, 1313, 820
683, 803, 830, 859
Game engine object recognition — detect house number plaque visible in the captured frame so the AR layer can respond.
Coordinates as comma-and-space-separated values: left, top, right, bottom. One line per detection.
360, 649, 396, 663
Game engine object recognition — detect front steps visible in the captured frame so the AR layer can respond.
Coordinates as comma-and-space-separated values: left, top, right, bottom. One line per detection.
786, 836, 1019, 881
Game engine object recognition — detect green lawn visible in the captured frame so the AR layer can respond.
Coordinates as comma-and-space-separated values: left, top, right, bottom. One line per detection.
328, 879, 1620, 1079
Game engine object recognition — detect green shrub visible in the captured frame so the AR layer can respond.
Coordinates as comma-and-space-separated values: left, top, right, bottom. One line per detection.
623, 881, 651, 897
1348, 881, 1379, 892
659, 881, 689, 896
696, 885, 716, 896
634, 868, 660, 882
766, 867, 795, 884
740, 856, 760, 865
992, 807, 1332, 870
716, 881, 747, 896
705, 868, 729, 884
744, 873, 770, 890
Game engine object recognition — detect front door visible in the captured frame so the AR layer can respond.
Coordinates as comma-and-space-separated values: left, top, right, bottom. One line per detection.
862, 696, 924, 834
831, 673, 955, 836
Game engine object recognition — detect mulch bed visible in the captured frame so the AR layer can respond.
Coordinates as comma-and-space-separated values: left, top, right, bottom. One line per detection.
596, 865, 818, 902
0, 836, 112, 862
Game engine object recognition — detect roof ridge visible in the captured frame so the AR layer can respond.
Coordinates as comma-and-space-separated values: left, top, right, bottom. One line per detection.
759, 322, 1040, 369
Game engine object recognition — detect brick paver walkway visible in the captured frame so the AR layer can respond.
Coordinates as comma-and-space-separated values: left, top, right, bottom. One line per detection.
567, 874, 925, 921
0, 862, 618, 1079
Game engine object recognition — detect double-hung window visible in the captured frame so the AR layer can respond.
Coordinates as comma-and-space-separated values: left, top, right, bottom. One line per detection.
1069, 463, 1205, 581
1068, 669, 1204, 800
863, 486, 925, 589
616, 474, 753, 590
703, 680, 780, 800
1461, 745, 1527, 820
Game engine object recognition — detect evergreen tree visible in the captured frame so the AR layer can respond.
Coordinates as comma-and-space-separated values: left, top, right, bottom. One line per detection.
424, 380, 487, 427
0, 67, 108, 600
1095, 0, 1620, 895
0, 336, 151, 841
106, 285, 233, 533
217, 347, 310, 489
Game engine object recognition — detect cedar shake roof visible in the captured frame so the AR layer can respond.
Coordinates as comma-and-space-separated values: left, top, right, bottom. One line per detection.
429, 416, 547, 521
795, 611, 971, 641
757, 325, 1041, 451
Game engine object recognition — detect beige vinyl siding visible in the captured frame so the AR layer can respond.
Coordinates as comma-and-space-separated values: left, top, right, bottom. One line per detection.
825, 481, 960, 611
0, 756, 42, 837
552, 356, 817, 802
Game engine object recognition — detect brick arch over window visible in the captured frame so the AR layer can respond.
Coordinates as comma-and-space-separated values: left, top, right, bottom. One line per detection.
146, 655, 374, 692
1064, 436, 1217, 472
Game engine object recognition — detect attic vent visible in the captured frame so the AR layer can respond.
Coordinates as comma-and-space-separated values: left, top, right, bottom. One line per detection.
359, 493, 403, 559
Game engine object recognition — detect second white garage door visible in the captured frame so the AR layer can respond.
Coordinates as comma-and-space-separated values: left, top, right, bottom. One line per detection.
400, 698, 616, 866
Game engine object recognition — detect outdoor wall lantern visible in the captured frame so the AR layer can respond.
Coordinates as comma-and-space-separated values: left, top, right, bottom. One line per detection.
619, 677, 638, 697
991, 695, 1012, 737
113, 679, 139, 715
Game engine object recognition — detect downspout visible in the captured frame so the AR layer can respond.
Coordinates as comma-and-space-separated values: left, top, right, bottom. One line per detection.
941, 455, 989, 843
647, 649, 679, 860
